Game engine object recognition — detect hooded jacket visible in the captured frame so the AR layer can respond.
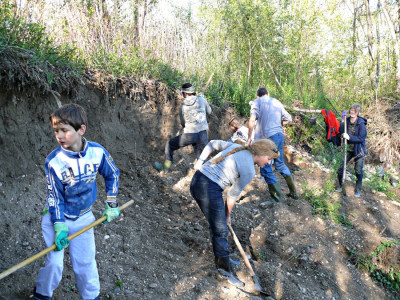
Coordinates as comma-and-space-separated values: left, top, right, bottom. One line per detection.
179, 95, 212, 133
339, 116, 367, 158
45, 139, 119, 224
321, 109, 340, 145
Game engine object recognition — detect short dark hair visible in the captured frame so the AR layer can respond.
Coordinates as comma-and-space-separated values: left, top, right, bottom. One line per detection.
257, 88, 268, 97
50, 103, 87, 131
182, 83, 192, 89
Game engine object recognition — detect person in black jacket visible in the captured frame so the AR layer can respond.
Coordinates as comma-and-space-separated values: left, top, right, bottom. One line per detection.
337, 103, 367, 197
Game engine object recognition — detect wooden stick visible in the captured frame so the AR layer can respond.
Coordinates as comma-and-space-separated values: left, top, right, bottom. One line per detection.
325, 97, 340, 115
342, 118, 348, 196
283, 105, 321, 114
0, 200, 134, 280
227, 224, 255, 277
201, 73, 214, 95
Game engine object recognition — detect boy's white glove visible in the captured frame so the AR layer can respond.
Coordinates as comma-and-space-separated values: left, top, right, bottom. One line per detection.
342, 133, 350, 140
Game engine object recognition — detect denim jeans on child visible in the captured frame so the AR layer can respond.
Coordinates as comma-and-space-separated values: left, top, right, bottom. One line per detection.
166, 130, 208, 162
260, 132, 291, 184
190, 171, 230, 257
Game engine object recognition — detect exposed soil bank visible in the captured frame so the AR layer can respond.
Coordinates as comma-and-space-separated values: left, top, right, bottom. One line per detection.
0, 67, 399, 299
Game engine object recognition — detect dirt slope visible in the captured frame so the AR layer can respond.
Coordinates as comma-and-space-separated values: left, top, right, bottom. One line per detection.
0, 73, 400, 300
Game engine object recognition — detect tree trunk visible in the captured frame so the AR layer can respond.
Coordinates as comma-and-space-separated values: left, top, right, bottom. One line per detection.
134, 0, 140, 47
364, 0, 377, 90
376, 1, 381, 91
380, 0, 400, 94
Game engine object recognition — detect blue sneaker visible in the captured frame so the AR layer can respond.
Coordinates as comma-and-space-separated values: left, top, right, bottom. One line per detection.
354, 190, 361, 197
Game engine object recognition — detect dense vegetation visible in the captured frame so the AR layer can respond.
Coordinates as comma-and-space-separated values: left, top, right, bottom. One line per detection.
1, 0, 399, 295
3, 0, 400, 112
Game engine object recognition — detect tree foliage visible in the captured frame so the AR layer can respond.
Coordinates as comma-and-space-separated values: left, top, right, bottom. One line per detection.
2, 0, 400, 112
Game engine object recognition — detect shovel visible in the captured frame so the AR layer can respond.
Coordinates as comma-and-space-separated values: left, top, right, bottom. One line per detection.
341, 110, 348, 196
0, 200, 134, 280
227, 224, 270, 296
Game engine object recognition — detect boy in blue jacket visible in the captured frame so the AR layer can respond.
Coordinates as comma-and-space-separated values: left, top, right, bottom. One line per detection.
337, 103, 367, 197
34, 103, 120, 300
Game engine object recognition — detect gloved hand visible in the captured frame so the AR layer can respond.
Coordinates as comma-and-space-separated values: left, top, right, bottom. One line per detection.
54, 223, 69, 251
102, 202, 120, 224
342, 133, 350, 140
194, 158, 204, 170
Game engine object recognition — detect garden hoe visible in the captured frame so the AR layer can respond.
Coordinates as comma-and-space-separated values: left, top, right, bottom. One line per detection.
341, 110, 348, 196
228, 224, 271, 297
0, 200, 135, 280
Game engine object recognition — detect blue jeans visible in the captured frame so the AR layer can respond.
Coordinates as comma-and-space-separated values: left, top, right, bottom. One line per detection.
260, 132, 291, 184
190, 171, 230, 257
338, 151, 364, 184
166, 130, 208, 162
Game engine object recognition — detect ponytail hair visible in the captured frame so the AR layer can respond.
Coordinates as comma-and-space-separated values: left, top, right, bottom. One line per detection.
211, 139, 280, 165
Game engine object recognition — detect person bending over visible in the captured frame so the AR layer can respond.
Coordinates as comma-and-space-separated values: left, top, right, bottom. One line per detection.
190, 139, 280, 286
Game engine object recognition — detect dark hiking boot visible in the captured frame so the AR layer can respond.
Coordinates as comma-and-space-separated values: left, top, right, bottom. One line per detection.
268, 182, 282, 202
215, 256, 244, 287
229, 257, 240, 266
33, 288, 51, 300
284, 175, 299, 199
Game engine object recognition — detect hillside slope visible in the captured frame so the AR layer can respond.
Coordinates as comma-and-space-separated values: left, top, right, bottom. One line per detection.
0, 68, 399, 300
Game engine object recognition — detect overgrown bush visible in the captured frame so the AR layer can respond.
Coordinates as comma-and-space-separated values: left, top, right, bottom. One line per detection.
0, 1, 82, 69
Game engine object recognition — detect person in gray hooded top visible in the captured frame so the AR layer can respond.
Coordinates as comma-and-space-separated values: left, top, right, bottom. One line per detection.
190, 138, 280, 287
155, 82, 212, 172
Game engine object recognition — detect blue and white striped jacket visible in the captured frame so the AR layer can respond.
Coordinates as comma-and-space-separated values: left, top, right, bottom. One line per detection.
45, 139, 119, 224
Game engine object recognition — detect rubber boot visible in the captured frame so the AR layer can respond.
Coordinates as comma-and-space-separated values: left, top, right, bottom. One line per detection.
284, 175, 299, 199
355, 180, 362, 197
215, 256, 244, 287
268, 182, 282, 202
336, 173, 343, 192
229, 257, 240, 266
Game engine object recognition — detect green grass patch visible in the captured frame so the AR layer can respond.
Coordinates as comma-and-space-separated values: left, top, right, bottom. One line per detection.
366, 169, 398, 201
358, 240, 400, 293
302, 179, 353, 228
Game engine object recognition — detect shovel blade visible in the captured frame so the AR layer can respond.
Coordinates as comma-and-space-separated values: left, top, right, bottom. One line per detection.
252, 275, 269, 295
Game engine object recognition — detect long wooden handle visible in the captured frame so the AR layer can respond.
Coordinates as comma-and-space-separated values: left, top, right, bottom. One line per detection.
0, 200, 134, 280
283, 105, 321, 113
343, 120, 347, 183
201, 73, 214, 95
227, 224, 255, 277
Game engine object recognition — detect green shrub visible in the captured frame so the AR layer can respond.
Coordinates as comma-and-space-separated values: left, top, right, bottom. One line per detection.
0, 1, 82, 70
358, 240, 400, 293
302, 178, 352, 227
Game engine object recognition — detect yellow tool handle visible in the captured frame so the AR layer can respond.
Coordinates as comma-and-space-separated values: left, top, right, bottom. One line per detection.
0, 200, 134, 280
